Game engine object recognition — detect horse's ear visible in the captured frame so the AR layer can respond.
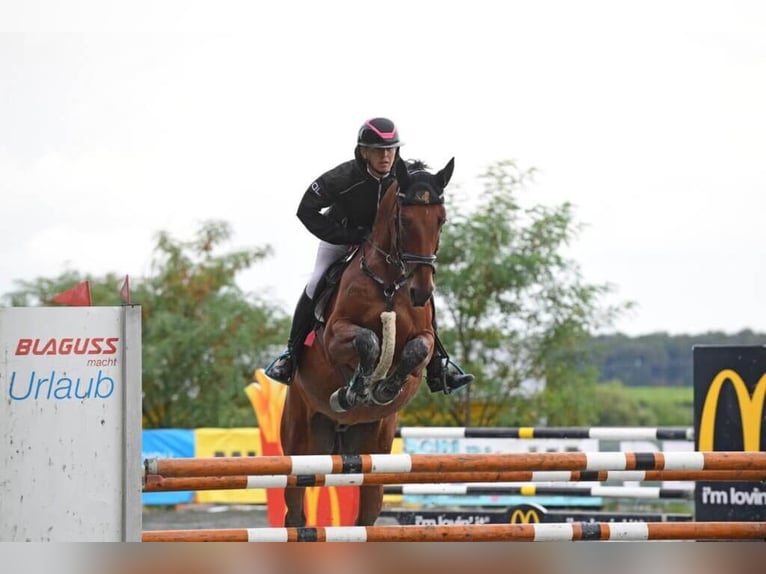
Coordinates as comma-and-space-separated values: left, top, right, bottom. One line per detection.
395, 157, 410, 190
437, 157, 455, 188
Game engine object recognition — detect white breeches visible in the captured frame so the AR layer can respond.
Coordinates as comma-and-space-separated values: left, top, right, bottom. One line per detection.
305, 240, 349, 299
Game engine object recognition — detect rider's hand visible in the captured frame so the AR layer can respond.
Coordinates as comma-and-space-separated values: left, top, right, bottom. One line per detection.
345, 226, 368, 245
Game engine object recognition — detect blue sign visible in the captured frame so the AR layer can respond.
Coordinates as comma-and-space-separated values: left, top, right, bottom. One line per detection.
142, 429, 195, 505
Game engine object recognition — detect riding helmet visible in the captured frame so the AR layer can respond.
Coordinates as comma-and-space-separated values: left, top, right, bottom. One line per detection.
357, 117, 402, 148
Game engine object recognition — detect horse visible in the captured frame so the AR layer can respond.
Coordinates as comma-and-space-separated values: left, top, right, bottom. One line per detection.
279, 156, 454, 527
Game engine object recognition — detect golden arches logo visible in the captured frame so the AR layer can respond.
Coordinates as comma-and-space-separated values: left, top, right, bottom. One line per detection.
510, 508, 540, 524
699, 369, 766, 452
304, 486, 343, 526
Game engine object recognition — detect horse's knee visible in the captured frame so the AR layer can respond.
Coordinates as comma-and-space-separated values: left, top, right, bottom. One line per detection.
353, 329, 380, 372
372, 337, 431, 405
402, 336, 430, 366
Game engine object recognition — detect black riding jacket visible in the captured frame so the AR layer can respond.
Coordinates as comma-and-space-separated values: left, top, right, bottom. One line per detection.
296, 150, 398, 245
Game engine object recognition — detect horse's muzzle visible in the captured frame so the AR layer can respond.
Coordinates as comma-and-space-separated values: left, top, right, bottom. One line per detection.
409, 286, 432, 307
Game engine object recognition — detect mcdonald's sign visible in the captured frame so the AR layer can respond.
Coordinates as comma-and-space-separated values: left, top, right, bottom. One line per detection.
304, 486, 343, 526
509, 504, 543, 524
699, 369, 766, 452
693, 346, 766, 521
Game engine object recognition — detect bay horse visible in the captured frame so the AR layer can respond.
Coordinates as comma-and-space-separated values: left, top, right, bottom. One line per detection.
279, 156, 454, 527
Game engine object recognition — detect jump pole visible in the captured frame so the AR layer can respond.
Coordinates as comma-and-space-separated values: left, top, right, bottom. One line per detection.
143, 469, 766, 492
142, 521, 766, 542
396, 426, 694, 441
145, 451, 766, 478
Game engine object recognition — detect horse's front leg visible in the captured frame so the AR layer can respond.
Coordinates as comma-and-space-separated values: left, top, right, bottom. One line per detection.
326, 319, 381, 412
357, 485, 384, 526
340, 420, 398, 526
283, 487, 306, 527
281, 395, 337, 527
372, 334, 431, 405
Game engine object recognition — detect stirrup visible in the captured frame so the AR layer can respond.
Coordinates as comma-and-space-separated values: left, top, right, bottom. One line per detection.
444, 371, 474, 394
444, 359, 473, 393
428, 359, 474, 395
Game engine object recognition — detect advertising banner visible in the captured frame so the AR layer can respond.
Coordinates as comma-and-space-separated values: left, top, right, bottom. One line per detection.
194, 428, 265, 504
382, 504, 692, 525
0, 307, 142, 541
402, 436, 601, 507
694, 345, 766, 521
142, 429, 195, 506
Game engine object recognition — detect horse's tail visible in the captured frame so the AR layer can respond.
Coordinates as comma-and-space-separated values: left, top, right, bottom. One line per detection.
369, 311, 396, 381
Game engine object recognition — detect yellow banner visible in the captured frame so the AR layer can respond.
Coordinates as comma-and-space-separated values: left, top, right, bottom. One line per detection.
194, 428, 266, 504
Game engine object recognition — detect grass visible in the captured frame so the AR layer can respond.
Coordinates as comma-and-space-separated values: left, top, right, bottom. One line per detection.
622, 385, 694, 426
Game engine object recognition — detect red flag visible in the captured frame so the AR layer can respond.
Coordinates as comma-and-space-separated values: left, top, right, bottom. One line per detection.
119, 275, 131, 304
52, 281, 92, 306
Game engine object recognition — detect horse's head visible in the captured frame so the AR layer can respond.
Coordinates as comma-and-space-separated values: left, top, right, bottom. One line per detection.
392, 156, 453, 307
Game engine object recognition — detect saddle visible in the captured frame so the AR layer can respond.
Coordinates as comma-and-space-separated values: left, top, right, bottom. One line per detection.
312, 246, 359, 325
287, 248, 360, 370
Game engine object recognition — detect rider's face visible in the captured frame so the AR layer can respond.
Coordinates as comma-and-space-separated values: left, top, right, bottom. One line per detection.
360, 146, 397, 177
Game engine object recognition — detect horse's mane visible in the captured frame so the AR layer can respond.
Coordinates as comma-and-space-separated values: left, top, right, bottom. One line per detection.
406, 159, 430, 173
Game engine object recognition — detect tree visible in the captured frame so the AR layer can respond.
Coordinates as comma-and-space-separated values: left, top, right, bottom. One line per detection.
402, 160, 628, 426
585, 330, 766, 387
138, 221, 288, 428
2, 220, 289, 428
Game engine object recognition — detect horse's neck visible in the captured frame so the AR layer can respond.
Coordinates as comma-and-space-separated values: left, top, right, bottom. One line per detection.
364, 230, 398, 283
366, 194, 397, 265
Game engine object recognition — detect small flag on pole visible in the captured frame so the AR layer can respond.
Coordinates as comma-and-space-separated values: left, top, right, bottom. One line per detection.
119, 275, 131, 304
52, 280, 92, 306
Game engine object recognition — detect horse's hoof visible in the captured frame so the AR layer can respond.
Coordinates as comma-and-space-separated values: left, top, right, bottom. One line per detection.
329, 388, 351, 413
371, 395, 395, 407
371, 386, 398, 406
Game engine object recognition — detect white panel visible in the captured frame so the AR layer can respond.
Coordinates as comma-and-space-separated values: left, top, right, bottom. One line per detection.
0, 306, 141, 541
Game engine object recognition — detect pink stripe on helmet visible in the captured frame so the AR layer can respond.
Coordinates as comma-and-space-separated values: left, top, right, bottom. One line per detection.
365, 119, 396, 139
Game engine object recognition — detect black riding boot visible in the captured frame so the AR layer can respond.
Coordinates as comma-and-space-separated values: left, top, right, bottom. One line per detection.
426, 349, 475, 394
425, 300, 475, 394
265, 290, 315, 384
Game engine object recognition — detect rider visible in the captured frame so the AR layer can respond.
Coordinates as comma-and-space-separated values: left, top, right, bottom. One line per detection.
265, 117, 474, 395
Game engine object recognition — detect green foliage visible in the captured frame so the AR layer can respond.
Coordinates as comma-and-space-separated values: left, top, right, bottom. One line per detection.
2, 220, 289, 428
591, 381, 653, 426
585, 330, 766, 386
404, 160, 629, 426
622, 384, 694, 426
588, 381, 693, 426
139, 221, 288, 428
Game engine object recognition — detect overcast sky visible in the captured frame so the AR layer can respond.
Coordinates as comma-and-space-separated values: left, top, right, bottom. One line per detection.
1, 1, 764, 336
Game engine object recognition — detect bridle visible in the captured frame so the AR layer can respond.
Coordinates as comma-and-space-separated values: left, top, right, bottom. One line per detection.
360, 188, 440, 311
